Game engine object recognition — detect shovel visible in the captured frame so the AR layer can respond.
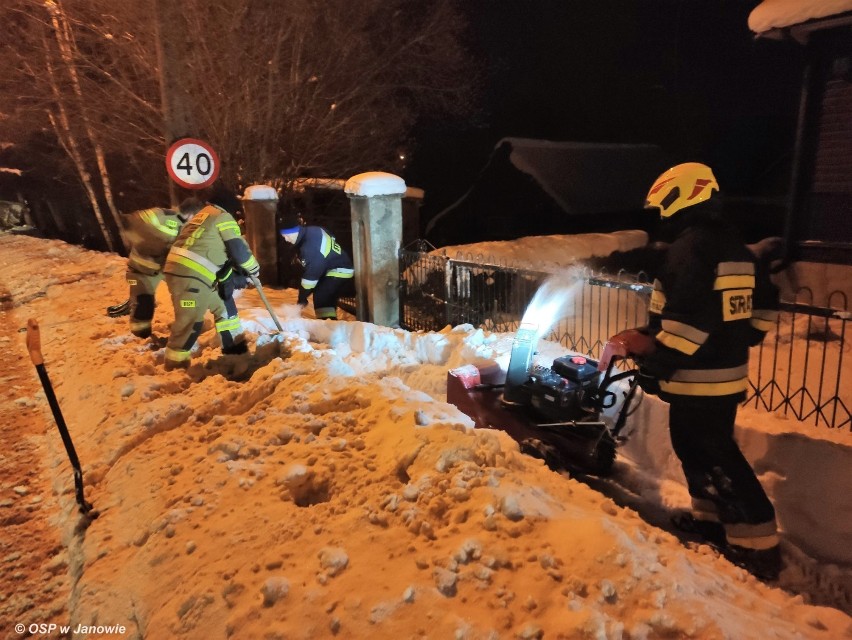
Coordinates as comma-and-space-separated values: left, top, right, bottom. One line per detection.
26, 319, 97, 519
249, 275, 284, 333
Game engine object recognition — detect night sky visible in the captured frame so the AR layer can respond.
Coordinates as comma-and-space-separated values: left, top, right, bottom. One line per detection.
407, 0, 806, 226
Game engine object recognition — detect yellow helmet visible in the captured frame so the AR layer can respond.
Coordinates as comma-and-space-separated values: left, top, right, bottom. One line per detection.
645, 162, 719, 218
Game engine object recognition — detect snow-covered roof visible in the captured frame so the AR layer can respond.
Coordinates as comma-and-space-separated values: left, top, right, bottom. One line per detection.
749, 0, 852, 33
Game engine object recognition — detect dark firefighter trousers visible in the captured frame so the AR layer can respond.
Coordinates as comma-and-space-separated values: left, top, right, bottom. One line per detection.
311, 274, 355, 320
126, 268, 162, 337
668, 395, 778, 551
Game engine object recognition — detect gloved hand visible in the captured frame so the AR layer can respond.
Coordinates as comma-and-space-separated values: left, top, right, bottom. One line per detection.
746, 325, 768, 347
609, 328, 657, 357
634, 369, 661, 394
232, 274, 248, 290
746, 237, 783, 261
217, 277, 235, 301
635, 353, 677, 382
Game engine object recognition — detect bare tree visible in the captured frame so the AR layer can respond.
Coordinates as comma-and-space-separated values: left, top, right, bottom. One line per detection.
1, 0, 477, 247
176, 0, 475, 189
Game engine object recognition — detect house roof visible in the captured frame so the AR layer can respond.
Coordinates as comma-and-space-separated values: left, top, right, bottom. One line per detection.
749, 0, 852, 34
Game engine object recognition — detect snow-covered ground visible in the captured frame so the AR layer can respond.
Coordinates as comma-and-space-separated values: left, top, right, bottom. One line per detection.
1, 233, 850, 639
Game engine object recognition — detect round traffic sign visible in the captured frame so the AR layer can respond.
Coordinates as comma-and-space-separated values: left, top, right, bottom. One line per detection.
166, 138, 220, 189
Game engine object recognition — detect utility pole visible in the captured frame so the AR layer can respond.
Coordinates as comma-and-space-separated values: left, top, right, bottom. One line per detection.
154, 0, 196, 205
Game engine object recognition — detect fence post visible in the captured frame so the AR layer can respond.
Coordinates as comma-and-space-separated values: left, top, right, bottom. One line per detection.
345, 172, 405, 327
241, 185, 280, 286
444, 258, 453, 327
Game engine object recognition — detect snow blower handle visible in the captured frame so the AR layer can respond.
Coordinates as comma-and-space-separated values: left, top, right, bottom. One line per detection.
598, 328, 656, 371
598, 339, 627, 372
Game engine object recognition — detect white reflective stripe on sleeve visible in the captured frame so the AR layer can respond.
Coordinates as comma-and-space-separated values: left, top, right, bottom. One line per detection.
656, 330, 700, 355
661, 319, 709, 346
669, 364, 749, 383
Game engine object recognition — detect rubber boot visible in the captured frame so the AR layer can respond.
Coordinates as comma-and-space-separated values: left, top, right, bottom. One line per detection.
723, 544, 782, 582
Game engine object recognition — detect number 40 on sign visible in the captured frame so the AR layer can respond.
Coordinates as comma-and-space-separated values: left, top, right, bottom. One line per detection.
166, 138, 220, 190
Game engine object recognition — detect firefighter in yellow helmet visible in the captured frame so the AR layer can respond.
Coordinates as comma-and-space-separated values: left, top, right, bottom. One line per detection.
607, 162, 782, 581
162, 183, 259, 370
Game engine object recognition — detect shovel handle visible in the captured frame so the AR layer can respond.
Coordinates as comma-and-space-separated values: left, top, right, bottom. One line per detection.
26, 318, 44, 366
250, 275, 284, 332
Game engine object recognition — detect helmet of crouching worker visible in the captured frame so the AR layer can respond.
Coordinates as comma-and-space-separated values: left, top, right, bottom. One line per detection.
645, 162, 719, 219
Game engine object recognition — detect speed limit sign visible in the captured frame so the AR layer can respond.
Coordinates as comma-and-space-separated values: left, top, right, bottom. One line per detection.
166, 138, 220, 189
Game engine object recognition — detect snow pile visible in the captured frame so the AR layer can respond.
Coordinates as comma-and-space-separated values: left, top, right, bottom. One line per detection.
1, 233, 850, 639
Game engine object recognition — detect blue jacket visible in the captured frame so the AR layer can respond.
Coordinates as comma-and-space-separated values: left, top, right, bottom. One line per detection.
290, 226, 354, 304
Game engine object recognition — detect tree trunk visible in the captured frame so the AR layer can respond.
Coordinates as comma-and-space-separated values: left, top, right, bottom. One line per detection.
154, 0, 198, 205
42, 29, 115, 252
47, 0, 125, 251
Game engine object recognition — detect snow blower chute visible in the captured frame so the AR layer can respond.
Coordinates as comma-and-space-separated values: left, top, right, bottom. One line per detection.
447, 324, 640, 476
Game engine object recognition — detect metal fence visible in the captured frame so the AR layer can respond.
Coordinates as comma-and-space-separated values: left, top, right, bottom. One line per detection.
399, 248, 851, 430
398, 248, 649, 351
747, 291, 850, 430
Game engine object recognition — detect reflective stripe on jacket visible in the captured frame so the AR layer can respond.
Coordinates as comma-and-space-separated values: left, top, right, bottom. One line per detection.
293, 226, 353, 295
123, 207, 183, 275
643, 214, 779, 399
164, 204, 257, 285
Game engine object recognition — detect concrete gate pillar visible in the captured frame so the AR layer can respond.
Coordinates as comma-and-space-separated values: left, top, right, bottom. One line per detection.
344, 172, 405, 327
240, 185, 280, 286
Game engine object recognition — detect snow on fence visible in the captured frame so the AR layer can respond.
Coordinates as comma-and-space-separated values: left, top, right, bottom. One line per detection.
398, 247, 851, 430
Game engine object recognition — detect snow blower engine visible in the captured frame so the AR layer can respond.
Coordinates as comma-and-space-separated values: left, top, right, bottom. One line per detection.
447, 324, 640, 476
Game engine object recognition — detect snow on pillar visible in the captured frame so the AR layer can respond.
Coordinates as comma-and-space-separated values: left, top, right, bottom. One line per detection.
344, 172, 405, 327
240, 185, 279, 286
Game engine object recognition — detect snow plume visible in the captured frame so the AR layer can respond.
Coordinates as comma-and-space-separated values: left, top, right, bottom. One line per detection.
520, 269, 585, 343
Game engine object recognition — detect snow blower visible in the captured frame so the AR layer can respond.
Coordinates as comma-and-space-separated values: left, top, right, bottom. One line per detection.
447, 324, 640, 476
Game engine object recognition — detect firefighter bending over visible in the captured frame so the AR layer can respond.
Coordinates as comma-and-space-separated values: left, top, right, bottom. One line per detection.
606, 162, 781, 581
279, 210, 354, 320
121, 197, 204, 338
162, 184, 259, 370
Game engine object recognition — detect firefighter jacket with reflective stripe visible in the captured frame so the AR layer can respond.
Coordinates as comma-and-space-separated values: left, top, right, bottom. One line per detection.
291, 226, 354, 304
122, 207, 183, 275
641, 213, 779, 400
163, 204, 258, 286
